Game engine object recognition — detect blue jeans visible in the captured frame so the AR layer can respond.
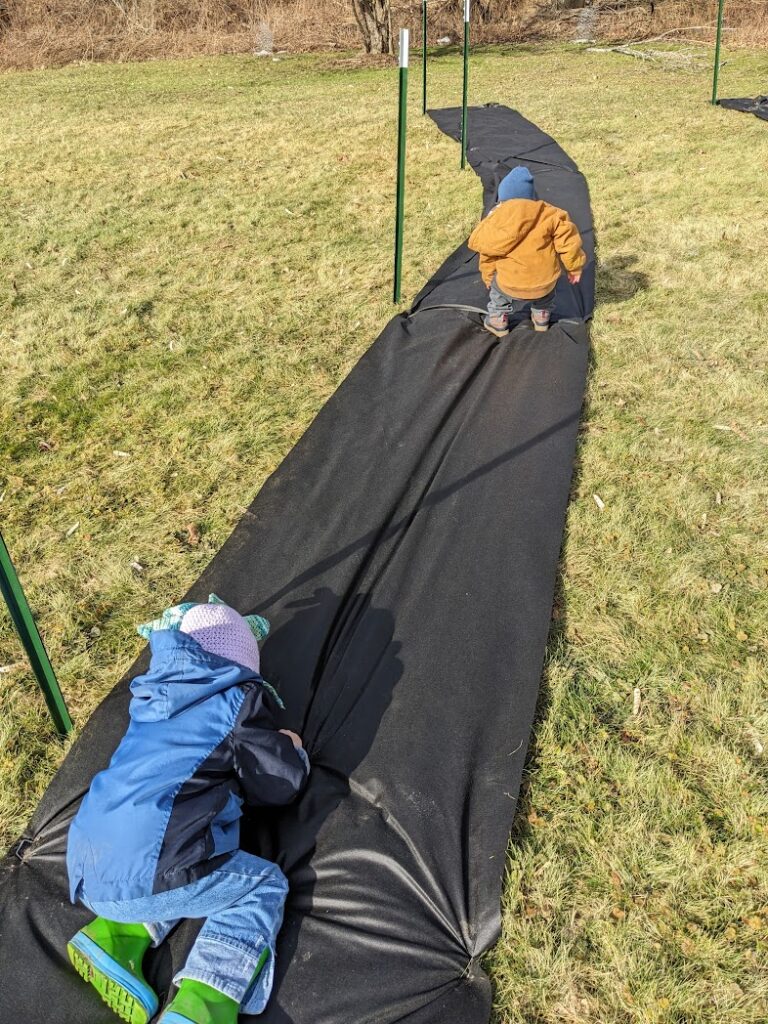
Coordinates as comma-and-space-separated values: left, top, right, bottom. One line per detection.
80, 852, 288, 1013
486, 275, 556, 324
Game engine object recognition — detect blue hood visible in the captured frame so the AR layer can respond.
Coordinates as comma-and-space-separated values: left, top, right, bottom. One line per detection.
129, 630, 257, 722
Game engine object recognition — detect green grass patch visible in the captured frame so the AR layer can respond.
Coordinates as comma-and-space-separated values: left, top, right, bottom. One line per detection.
1, 43, 767, 1024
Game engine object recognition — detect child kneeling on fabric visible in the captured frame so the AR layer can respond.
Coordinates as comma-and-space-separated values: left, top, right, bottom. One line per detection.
468, 165, 587, 337
66, 595, 309, 1024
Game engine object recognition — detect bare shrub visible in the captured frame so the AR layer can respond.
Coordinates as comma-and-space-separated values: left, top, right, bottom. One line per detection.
564, 0, 768, 46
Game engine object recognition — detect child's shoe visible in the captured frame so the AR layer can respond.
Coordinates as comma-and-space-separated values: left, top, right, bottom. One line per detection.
67, 918, 157, 1024
531, 307, 551, 333
483, 313, 509, 337
160, 979, 239, 1024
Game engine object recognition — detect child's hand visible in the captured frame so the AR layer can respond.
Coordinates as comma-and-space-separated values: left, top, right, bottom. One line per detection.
568, 271, 582, 285
279, 729, 303, 750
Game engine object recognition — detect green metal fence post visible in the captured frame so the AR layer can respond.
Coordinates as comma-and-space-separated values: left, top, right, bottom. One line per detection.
461, 0, 470, 168
393, 28, 409, 304
711, 0, 726, 105
0, 529, 73, 737
422, 0, 428, 115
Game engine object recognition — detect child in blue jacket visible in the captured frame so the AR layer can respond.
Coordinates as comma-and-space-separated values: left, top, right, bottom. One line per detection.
66, 595, 310, 1024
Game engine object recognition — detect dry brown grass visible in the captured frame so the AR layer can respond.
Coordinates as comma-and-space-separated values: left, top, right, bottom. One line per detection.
2, 44, 767, 1022
1, 0, 766, 71
591, 0, 768, 48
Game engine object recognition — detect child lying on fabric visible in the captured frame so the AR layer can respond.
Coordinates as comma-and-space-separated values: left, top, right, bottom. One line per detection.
66, 595, 309, 1024
468, 165, 587, 337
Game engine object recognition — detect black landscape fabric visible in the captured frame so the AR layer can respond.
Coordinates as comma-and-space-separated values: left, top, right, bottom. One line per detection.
0, 106, 594, 1024
718, 95, 768, 120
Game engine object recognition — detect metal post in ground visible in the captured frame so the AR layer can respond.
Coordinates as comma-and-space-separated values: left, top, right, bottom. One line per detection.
461, 0, 470, 168
393, 28, 409, 304
711, 0, 726, 105
422, 0, 428, 115
0, 529, 73, 737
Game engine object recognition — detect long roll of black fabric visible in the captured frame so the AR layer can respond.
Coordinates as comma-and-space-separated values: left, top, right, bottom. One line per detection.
718, 95, 768, 121
0, 106, 594, 1024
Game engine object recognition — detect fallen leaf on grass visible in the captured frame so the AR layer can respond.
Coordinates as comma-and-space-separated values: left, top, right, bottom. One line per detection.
709, 581, 722, 594
713, 423, 749, 440
593, 494, 605, 511
632, 687, 641, 715
64, 522, 80, 538
745, 726, 764, 757
130, 560, 144, 575
610, 907, 626, 921
185, 523, 202, 546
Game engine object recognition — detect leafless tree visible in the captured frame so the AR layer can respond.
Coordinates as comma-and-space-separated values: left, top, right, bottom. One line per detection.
351, 0, 392, 53
474, 0, 494, 22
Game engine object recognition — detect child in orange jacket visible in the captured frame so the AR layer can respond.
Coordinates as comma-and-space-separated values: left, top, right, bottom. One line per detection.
468, 166, 587, 337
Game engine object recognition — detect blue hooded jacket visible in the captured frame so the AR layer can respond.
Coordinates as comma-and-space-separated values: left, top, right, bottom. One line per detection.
67, 630, 309, 904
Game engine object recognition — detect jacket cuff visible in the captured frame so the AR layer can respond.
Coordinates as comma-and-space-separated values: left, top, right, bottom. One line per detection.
564, 251, 587, 273
296, 746, 311, 775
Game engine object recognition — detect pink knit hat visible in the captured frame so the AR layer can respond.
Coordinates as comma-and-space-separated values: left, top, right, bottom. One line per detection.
138, 594, 269, 677
178, 602, 264, 675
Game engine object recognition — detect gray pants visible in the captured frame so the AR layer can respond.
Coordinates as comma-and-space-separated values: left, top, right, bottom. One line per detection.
486, 276, 556, 324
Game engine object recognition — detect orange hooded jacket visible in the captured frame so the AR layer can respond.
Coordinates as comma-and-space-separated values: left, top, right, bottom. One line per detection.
468, 199, 586, 301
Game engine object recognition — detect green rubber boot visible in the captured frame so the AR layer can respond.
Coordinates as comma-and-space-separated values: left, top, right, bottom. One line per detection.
159, 980, 239, 1024
160, 948, 270, 1024
67, 918, 157, 1024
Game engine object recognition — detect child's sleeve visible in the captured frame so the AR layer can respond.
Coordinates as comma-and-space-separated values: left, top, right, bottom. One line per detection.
232, 689, 310, 807
468, 211, 521, 259
477, 254, 497, 288
552, 211, 587, 273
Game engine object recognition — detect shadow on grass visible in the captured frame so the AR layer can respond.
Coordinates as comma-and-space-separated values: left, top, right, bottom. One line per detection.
426, 42, 563, 60
597, 254, 649, 305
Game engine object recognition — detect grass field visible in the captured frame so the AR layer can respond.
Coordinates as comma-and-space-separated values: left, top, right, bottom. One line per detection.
1, 43, 767, 1024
